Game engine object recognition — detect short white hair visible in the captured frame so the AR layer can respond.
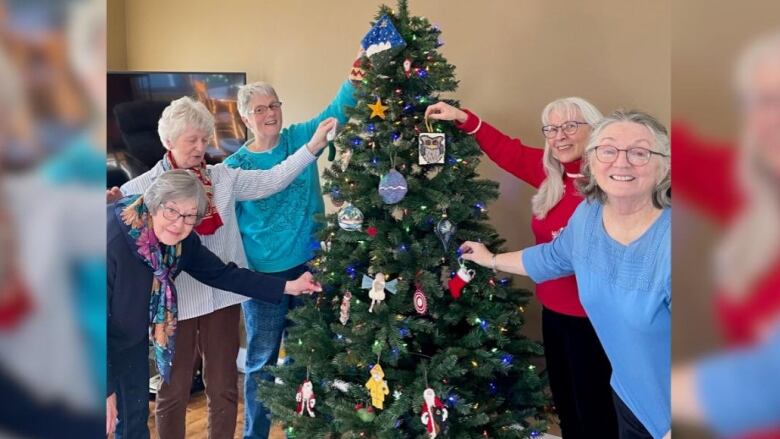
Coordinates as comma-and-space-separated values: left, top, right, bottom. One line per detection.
157, 96, 214, 149
237, 82, 278, 119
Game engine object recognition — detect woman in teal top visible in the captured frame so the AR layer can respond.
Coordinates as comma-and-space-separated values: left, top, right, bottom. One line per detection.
460, 110, 671, 439
223, 67, 357, 438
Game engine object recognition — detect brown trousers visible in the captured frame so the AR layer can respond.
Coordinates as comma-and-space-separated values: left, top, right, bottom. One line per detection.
155, 305, 241, 439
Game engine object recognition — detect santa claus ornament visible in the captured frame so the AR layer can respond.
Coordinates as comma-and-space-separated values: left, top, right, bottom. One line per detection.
339, 291, 352, 325
420, 387, 448, 438
361, 272, 398, 312
448, 257, 475, 300
295, 379, 316, 417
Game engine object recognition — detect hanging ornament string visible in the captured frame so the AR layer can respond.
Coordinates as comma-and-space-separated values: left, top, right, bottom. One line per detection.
423, 363, 429, 389
425, 115, 434, 133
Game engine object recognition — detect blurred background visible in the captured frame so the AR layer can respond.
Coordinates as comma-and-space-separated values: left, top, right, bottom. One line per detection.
0, 0, 105, 437
672, 0, 780, 437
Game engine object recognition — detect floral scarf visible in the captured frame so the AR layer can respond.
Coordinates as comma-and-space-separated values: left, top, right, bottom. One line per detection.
161, 151, 223, 235
116, 195, 181, 383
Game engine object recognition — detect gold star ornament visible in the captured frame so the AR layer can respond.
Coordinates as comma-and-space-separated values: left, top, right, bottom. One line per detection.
367, 97, 389, 119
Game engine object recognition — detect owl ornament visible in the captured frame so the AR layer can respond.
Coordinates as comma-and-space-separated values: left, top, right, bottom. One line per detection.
361, 272, 398, 313
418, 117, 445, 165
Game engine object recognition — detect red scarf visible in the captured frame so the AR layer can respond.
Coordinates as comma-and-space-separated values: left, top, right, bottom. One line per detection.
163, 151, 223, 235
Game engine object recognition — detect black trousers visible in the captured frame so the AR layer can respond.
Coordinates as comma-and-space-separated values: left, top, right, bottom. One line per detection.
612, 390, 653, 439
114, 339, 150, 439
542, 307, 618, 439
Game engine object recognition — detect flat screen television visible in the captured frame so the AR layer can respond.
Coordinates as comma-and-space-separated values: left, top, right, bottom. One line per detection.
107, 71, 247, 167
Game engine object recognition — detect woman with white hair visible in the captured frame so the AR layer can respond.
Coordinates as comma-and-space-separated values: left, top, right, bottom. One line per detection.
425, 99, 617, 438
109, 96, 336, 438
222, 63, 357, 438
460, 110, 671, 439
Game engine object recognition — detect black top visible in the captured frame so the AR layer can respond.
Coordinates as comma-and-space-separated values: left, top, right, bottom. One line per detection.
107, 203, 286, 396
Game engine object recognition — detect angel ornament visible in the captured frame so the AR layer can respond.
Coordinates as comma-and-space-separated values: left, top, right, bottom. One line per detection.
362, 272, 398, 313
295, 379, 316, 417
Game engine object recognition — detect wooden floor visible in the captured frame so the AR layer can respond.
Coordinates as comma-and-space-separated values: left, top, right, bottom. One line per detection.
141, 374, 560, 439
145, 374, 285, 439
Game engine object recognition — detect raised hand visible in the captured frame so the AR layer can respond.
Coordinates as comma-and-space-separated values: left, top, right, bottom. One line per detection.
306, 117, 338, 154
425, 102, 468, 124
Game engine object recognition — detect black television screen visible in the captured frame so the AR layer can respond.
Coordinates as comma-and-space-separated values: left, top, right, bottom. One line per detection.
108, 71, 247, 167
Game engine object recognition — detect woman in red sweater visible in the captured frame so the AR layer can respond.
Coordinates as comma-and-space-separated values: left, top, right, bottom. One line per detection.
426, 98, 617, 438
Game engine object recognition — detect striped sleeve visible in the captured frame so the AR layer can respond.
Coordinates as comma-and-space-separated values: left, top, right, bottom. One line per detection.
227, 146, 317, 201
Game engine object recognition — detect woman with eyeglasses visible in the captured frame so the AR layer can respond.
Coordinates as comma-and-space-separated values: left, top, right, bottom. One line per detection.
459, 110, 672, 439
107, 96, 336, 439
425, 99, 617, 438
107, 170, 322, 438
221, 55, 359, 439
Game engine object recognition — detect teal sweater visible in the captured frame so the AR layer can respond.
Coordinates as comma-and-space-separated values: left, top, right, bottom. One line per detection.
223, 80, 356, 273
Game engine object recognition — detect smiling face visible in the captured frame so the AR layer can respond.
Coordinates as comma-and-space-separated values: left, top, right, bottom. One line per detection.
167, 125, 210, 169
151, 198, 198, 245
590, 121, 663, 205
242, 93, 283, 140
545, 109, 591, 164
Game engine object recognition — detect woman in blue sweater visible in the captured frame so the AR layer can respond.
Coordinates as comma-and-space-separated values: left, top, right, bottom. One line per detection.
460, 110, 671, 439
107, 170, 321, 439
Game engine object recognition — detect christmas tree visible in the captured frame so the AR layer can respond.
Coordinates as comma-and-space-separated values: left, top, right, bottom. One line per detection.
259, 2, 550, 437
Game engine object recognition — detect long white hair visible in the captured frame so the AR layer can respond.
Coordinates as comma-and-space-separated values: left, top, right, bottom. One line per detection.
531, 97, 603, 218
715, 31, 780, 296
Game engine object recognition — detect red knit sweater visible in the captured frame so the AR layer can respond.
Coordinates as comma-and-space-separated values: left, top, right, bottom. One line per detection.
457, 109, 587, 317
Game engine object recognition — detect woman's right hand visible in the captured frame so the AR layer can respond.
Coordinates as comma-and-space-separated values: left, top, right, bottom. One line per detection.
424, 102, 468, 124
106, 393, 117, 436
306, 117, 338, 154
107, 187, 123, 203
285, 272, 323, 296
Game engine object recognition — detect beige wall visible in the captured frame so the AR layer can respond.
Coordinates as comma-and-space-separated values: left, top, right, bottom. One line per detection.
107, 0, 127, 70
108, 0, 670, 341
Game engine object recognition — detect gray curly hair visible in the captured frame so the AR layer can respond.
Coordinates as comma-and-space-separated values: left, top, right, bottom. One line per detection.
143, 169, 209, 220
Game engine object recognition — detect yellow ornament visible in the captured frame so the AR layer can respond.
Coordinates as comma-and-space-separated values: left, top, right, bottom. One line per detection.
367, 97, 389, 119
365, 363, 390, 409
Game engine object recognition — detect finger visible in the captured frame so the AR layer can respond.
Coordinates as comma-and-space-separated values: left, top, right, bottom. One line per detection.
461, 252, 475, 261
458, 242, 474, 253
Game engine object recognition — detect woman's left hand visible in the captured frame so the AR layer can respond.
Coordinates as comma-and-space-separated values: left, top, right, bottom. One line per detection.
284, 272, 323, 296
458, 241, 494, 267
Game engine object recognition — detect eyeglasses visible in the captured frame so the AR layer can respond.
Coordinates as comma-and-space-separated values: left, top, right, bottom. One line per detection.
247, 102, 283, 116
593, 145, 668, 166
541, 121, 589, 138
161, 205, 201, 225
